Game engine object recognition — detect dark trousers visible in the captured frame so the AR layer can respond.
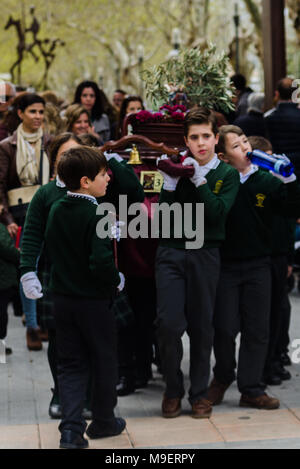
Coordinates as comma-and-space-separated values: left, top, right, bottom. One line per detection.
53, 294, 118, 435
213, 257, 271, 397
276, 287, 291, 356
117, 277, 157, 382
155, 246, 220, 404
127, 276, 157, 381
0, 288, 15, 340
264, 255, 288, 377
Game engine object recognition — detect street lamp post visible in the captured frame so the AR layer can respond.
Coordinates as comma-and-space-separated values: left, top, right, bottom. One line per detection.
167, 28, 181, 60
233, 3, 240, 74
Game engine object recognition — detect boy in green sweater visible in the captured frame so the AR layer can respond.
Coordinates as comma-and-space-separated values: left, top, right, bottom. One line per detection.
0, 198, 20, 356
207, 125, 300, 410
44, 147, 126, 449
155, 108, 239, 419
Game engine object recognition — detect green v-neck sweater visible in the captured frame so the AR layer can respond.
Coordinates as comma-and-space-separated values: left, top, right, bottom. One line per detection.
221, 169, 300, 261
45, 195, 120, 298
158, 160, 240, 249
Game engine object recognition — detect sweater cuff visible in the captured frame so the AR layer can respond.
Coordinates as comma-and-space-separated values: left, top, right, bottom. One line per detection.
160, 189, 177, 203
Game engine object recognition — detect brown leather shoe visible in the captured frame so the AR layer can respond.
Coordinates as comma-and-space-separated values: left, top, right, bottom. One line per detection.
191, 398, 212, 419
240, 393, 280, 410
26, 328, 43, 351
162, 395, 181, 418
38, 329, 49, 342
207, 378, 230, 405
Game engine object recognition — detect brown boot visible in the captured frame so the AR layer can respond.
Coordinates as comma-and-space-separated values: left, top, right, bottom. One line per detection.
26, 328, 43, 351
162, 395, 181, 418
207, 378, 230, 405
191, 398, 212, 419
240, 393, 280, 410
39, 329, 49, 342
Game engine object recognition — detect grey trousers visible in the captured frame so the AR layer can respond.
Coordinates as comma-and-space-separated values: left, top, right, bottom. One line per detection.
155, 246, 220, 404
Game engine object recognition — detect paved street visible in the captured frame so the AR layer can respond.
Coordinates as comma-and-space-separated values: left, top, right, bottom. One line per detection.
1, 289, 300, 450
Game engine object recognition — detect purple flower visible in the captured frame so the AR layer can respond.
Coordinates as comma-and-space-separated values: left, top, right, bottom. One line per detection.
135, 110, 153, 123
172, 105, 187, 113
152, 112, 164, 121
171, 112, 185, 121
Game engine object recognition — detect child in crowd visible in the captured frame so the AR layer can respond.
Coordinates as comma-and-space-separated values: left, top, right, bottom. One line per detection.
44, 147, 126, 449
208, 125, 300, 410
248, 135, 295, 385
156, 108, 239, 419
0, 197, 20, 355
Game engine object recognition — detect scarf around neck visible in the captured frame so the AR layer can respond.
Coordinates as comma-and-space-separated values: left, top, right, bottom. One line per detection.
16, 123, 49, 186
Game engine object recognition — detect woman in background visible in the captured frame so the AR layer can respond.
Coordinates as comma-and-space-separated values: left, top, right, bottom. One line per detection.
74, 81, 111, 142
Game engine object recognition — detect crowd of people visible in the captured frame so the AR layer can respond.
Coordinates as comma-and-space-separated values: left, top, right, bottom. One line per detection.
0, 74, 300, 449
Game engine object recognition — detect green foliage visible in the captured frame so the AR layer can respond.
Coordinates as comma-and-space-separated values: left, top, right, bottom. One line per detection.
141, 44, 235, 112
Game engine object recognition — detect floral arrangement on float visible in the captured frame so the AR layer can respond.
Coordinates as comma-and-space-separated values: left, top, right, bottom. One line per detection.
126, 44, 234, 147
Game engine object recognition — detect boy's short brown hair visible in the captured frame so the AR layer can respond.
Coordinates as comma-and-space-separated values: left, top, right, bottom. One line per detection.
184, 107, 218, 137
57, 146, 108, 191
216, 125, 244, 154
248, 136, 272, 153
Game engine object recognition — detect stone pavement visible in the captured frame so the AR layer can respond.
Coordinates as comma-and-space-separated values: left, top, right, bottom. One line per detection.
0, 291, 300, 450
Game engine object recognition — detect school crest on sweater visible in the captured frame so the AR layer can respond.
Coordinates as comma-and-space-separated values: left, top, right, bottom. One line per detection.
255, 193, 266, 208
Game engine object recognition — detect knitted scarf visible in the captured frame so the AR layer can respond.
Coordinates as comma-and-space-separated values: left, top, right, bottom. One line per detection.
16, 124, 49, 186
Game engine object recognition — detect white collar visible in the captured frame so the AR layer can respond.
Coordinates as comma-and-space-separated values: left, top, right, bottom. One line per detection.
240, 164, 259, 184
204, 154, 220, 170
67, 191, 98, 206
56, 175, 66, 188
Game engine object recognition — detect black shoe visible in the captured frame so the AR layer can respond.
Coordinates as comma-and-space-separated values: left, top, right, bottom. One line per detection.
135, 378, 149, 389
116, 376, 135, 396
276, 366, 291, 381
264, 374, 282, 386
82, 408, 93, 420
86, 417, 126, 440
60, 430, 89, 449
280, 353, 292, 367
49, 389, 62, 419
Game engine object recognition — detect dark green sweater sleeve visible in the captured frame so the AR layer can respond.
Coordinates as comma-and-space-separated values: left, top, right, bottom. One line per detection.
195, 169, 240, 222
0, 225, 20, 265
20, 187, 46, 275
271, 180, 300, 218
107, 159, 145, 204
89, 225, 120, 287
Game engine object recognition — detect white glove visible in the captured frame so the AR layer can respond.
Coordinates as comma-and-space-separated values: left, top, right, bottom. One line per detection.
269, 171, 297, 184
104, 151, 123, 163
182, 157, 207, 187
117, 272, 125, 292
157, 155, 180, 191
273, 153, 290, 164
20, 272, 43, 300
111, 221, 125, 242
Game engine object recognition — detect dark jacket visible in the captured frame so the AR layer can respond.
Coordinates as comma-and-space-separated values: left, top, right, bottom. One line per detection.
234, 111, 266, 137
0, 131, 52, 225
264, 102, 300, 177
0, 222, 20, 290
0, 122, 9, 142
